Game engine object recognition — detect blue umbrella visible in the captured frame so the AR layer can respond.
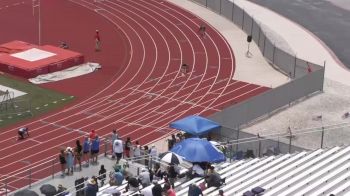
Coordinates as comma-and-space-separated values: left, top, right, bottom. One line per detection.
170, 138, 226, 163
169, 115, 220, 136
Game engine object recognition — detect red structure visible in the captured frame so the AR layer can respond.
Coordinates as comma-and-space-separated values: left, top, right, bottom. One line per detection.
0, 41, 84, 78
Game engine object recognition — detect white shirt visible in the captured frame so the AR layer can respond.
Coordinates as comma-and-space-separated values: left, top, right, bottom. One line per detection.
140, 184, 154, 196
113, 139, 123, 153
192, 164, 204, 176
149, 147, 158, 157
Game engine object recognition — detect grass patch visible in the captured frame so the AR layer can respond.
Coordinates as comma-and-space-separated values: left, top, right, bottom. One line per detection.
0, 75, 75, 128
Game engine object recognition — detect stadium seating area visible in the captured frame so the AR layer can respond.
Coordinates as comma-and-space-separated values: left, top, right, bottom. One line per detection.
94, 146, 350, 195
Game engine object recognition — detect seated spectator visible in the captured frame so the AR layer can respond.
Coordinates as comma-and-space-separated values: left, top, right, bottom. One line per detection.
114, 169, 124, 185
98, 165, 107, 186
152, 180, 163, 196
191, 163, 205, 177
18, 127, 29, 140
205, 171, 222, 188
163, 183, 176, 196
219, 189, 224, 196
56, 184, 68, 196
166, 164, 177, 188
153, 163, 163, 180
140, 180, 157, 196
125, 176, 139, 192
85, 178, 98, 196
188, 183, 203, 196
139, 168, 151, 187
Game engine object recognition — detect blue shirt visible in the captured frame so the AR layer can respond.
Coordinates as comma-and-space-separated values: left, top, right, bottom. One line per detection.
91, 139, 100, 151
83, 140, 90, 153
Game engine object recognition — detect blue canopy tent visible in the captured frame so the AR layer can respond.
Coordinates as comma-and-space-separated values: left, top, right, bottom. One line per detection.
169, 115, 221, 136
171, 138, 226, 163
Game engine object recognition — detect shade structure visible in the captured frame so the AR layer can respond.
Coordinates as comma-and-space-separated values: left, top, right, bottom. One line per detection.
170, 138, 226, 163
14, 189, 39, 196
40, 184, 57, 196
169, 115, 220, 136
160, 152, 183, 165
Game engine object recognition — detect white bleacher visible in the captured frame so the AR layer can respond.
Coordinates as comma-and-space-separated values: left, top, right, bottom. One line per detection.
226, 151, 308, 196
328, 178, 350, 195
282, 150, 350, 196
222, 153, 293, 195
311, 170, 350, 196
263, 146, 349, 196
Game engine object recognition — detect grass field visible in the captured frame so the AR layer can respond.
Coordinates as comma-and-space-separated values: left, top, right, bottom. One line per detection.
0, 75, 75, 129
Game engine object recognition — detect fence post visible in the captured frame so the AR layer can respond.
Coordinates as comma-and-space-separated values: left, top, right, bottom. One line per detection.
258, 134, 262, 157
52, 159, 55, 179
219, 0, 222, 14
29, 166, 32, 188
5, 177, 8, 196
231, 1, 235, 21
293, 55, 297, 79
104, 139, 108, 157
320, 126, 325, 149
272, 43, 276, 64
242, 9, 245, 29
288, 127, 292, 153
263, 36, 266, 56
205, 0, 208, 7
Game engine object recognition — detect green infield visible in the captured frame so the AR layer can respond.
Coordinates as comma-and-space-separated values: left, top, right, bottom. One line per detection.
0, 75, 75, 129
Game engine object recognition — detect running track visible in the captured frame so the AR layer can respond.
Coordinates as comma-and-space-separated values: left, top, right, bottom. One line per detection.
0, 0, 270, 192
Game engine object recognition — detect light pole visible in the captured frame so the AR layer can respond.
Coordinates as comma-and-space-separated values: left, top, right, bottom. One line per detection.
32, 0, 41, 45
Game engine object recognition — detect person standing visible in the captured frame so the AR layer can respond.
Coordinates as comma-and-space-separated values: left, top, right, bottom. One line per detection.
124, 137, 132, 158
59, 149, 67, 177
83, 137, 91, 167
111, 129, 118, 158
98, 164, 107, 186
75, 140, 83, 171
198, 24, 206, 38
113, 137, 123, 164
66, 147, 74, 175
95, 30, 101, 51
91, 136, 100, 164
133, 141, 141, 163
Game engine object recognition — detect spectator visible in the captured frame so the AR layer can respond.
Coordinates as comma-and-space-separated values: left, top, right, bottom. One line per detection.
149, 145, 158, 168
133, 141, 141, 162
124, 137, 132, 158
83, 137, 91, 166
75, 140, 82, 171
114, 169, 124, 185
89, 130, 96, 140
153, 163, 163, 180
139, 168, 151, 188
98, 164, 107, 186
56, 184, 68, 196
113, 137, 123, 164
219, 189, 224, 196
152, 180, 163, 196
163, 183, 176, 196
90, 136, 100, 164
58, 149, 66, 177
167, 134, 176, 150
143, 145, 149, 167
190, 163, 205, 178
166, 164, 177, 188
111, 129, 118, 158
85, 178, 98, 196
205, 170, 222, 188
188, 183, 203, 196
140, 180, 156, 196
66, 147, 74, 175
125, 176, 139, 192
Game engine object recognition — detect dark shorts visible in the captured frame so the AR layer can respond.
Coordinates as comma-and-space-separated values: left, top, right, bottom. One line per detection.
83, 151, 90, 154
91, 150, 99, 154
115, 153, 122, 159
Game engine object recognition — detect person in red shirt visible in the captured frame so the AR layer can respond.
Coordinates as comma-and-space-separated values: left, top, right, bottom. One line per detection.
89, 130, 96, 140
95, 30, 101, 51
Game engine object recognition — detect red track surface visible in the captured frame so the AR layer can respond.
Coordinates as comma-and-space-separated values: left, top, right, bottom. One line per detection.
0, 0, 270, 192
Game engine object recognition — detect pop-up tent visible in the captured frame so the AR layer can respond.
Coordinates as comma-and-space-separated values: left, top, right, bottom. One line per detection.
169, 115, 220, 136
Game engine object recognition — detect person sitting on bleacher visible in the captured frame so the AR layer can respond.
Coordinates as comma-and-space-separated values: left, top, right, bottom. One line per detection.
188, 183, 203, 196
163, 183, 176, 196
139, 168, 151, 188
192, 163, 205, 178
153, 163, 163, 180
110, 169, 124, 186
18, 127, 29, 140
125, 176, 140, 192
152, 180, 163, 196
85, 178, 98, 196
205, 167, 222, 188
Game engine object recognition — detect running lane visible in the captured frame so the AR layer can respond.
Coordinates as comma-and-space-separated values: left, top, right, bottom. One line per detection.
0, 0, 270, 191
